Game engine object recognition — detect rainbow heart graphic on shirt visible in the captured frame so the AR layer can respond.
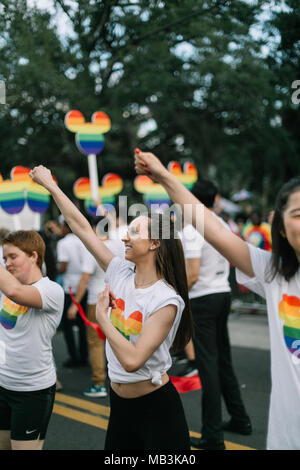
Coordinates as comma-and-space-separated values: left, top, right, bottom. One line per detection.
0, 297, 28, 330
110, 298, 143, 340
279, 294, 300, 364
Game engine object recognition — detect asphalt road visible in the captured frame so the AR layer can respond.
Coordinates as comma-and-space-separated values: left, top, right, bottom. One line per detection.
44, 311, 271, 452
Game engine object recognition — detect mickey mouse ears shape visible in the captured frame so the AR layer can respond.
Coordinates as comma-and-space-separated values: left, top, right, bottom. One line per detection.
65, 110, 111, 156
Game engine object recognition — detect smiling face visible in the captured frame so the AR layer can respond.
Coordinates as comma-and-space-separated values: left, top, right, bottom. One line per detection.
282, 190, 300, 261
122, 215, 156, 263
3, 243, 38, 284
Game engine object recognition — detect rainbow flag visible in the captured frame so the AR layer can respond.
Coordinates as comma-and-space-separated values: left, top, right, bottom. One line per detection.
279, 294, 300, 356
0, 297, 28, 330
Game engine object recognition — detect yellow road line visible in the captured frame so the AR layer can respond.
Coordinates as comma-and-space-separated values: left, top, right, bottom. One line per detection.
55, 392, 110, 417
53, 403, 108, 430
54, 394, 255, 450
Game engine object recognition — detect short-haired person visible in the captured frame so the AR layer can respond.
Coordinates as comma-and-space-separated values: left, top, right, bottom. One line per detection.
30, 166, 193, 450
0, 230, 64, 450
182, 179, 251, 450
134, 150, 300, 451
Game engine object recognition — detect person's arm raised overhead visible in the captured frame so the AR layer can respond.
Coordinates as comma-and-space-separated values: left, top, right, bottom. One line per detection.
30, 166, 114, 271
134, 150, 254, 278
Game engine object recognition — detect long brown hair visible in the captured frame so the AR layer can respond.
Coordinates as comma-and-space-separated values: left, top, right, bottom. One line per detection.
148, 212, 193, 353
267, 177, 300, 282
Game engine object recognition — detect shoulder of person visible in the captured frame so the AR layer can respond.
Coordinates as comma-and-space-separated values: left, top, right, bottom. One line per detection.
33, 276, 64, 296
106, 256, 134, 278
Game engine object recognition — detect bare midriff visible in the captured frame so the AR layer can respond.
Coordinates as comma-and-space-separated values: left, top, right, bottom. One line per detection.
111, 373, 169, 399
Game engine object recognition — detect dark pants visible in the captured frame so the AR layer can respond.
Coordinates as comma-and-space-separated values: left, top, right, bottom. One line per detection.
105, 381, 190, 450
191, 292, 250, 442
61, 293, 88, 363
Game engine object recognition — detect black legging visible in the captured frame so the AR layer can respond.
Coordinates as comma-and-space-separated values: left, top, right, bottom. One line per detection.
191, 292, 250, 442
105, 380, 190, 450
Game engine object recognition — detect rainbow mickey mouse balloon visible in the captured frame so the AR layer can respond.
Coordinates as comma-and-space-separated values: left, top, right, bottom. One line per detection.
65, 110, 111, 156
134, 161, 198, 206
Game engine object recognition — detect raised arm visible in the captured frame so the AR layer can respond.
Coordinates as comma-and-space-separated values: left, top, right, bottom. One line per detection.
134, 150, 254, 278
0, 264, 43, 308
30, 166, 115, 271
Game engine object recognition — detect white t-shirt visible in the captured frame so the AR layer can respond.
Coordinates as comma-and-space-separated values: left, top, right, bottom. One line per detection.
236, 244, 300, 450
0, 277, 64, 391
56, 233, 89, 294
104, 257, 185, 385
82, 239, 125, 305
182, 221, 231, 298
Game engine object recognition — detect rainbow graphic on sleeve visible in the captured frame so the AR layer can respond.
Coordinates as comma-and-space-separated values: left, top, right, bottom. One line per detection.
110, 298, 143, 340
134, 161, 197, 207
279, 294, 300, 362
0, 297, 28, 330
65, 110, 111, 156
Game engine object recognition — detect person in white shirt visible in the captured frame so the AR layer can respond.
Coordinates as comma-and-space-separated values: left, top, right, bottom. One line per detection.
30, 165, 193, 450
67, 217, 125, 398
181, 180, 251, 450
56, 220, 89, 368
134, 150, 300, 451
0, 230, 64, 451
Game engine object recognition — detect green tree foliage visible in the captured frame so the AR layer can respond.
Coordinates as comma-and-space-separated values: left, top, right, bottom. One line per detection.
0, 0, 298, 210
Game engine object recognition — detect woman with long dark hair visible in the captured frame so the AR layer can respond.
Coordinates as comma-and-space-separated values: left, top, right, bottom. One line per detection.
134, 150, 300, 451
30, 165, 193, 450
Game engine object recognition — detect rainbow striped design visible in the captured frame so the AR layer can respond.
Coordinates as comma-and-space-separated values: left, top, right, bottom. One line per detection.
110, 298, 143, 340
168, 161, 197, 189
0, 297, 28, 330
27, 182, 51, 213
10, 166, 32, 184
73, 173, 123, 216
242, 223, 272, 251
65, 110, 111, 156
73, 174, 123, 199
0, 166, 54, 215
134, 161, 197, 207
75, 132, 105, 155
279, 294, 300, 356
84, 199, 115, 217
0, 180, 26, 214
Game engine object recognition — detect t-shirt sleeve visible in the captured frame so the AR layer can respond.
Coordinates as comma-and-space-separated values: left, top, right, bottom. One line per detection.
247, 243, 272, 282
82, 252, 97, 275
149, 286, 185, 318
56, 239, 69, 263
182, 225, 203, 259
105, 256, 131, 286
35, 279, 65, 315
235, 269, 266, 299
235, 243, 272, 298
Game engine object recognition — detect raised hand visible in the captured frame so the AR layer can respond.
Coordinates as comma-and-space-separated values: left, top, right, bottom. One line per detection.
134, 149, 169, 183
30, 165, 56, 190
96, 284, 117, 325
